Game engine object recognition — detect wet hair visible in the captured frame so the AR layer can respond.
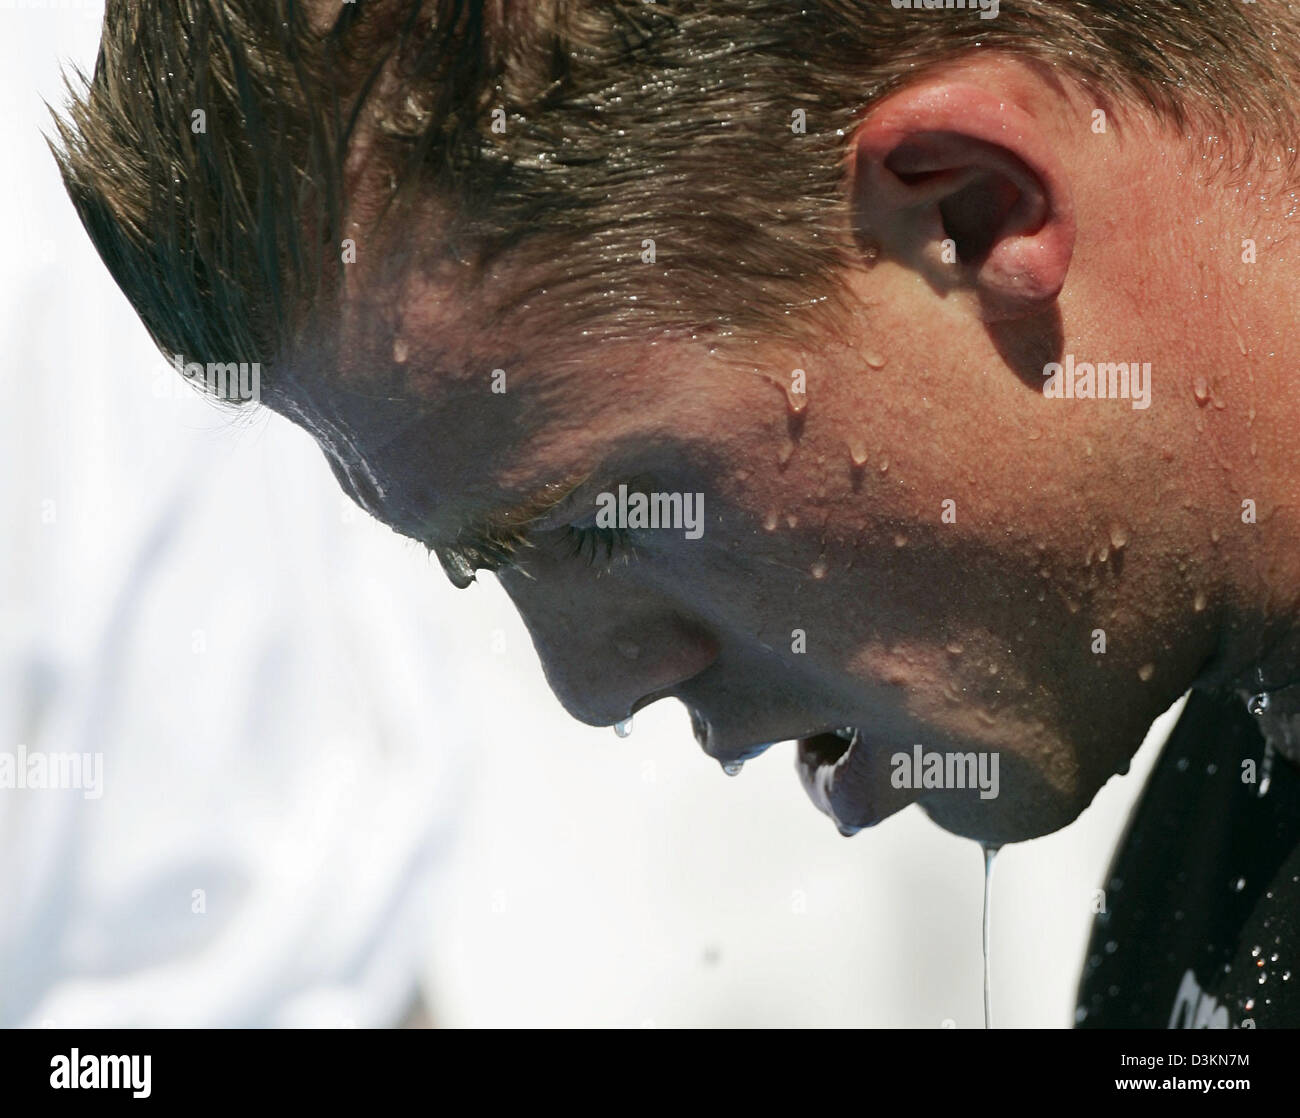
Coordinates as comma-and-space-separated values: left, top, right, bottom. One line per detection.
52, 0, 1300, 401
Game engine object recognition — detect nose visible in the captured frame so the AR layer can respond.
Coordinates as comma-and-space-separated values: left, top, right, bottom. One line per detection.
498, 571, 719, 727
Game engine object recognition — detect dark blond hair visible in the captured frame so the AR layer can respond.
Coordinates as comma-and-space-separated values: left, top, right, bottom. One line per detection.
53, 0, 1300, 402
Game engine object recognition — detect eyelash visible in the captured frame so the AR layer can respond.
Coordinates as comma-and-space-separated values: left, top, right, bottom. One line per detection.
562, 523, 634, 569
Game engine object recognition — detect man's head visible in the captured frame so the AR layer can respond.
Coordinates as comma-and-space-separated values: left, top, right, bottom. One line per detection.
55, 1, 1300, 842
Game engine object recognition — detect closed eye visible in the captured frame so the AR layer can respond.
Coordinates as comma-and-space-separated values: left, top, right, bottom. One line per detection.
561, 523, 635, 569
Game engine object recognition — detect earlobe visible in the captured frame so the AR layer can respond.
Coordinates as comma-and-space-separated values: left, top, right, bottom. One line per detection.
851, 81, 1075, 323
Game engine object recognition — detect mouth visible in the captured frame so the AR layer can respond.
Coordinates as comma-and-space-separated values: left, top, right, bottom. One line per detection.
796, 726, 916, 835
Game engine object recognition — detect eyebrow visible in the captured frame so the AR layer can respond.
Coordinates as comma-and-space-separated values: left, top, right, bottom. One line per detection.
433, 473, 590, 588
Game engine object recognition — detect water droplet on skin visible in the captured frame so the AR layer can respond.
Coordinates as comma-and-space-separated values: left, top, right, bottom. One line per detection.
1252, 945, 1262, 957
1235, 877, 1247, 892
615, 638, 641, 661
733, 468, 750, 482
763, 510, 780, 532
777, 440, 795, 466
1138, 663, 1156, 682
1109, 524, 1128, 550
1193, 375, 1210, 405
946, 641, 964, 655
865, 352, 886, 369
810, 558, 829, 580
614, 718, 634, 738
893, 533, 908, 548
722, 760, 744, 776
786, 388, 808, 416
785, 513, 798, 529
1193, 589, 1207, 613
849, 438, 870, 467
1098, 546, 1110, 564
878, 458, 889, 474
393, 338, 409, 364
1211, 527, 1221, 545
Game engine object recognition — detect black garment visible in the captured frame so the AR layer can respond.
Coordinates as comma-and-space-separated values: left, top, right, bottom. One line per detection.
1076, 690, 1300, 1027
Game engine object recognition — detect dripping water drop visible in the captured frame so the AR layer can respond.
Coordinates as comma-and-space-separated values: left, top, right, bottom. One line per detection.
982, 842, 1000, 1030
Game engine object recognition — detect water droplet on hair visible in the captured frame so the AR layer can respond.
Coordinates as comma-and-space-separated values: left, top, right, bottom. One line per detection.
613, 718, 634, 738
722, 760, 744, 776
1138, 663, 1155, 682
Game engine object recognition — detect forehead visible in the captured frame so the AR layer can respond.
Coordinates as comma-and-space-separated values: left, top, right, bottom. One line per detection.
268, 316, 699, 552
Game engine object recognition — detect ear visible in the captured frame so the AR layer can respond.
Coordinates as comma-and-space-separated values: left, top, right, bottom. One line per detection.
851, 81, 1075, 323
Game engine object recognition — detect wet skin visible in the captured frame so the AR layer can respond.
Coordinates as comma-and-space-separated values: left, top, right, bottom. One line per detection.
267, 56, 1300, 844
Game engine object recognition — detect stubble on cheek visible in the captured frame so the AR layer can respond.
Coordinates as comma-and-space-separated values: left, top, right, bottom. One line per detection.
850, 637, 1081, 801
